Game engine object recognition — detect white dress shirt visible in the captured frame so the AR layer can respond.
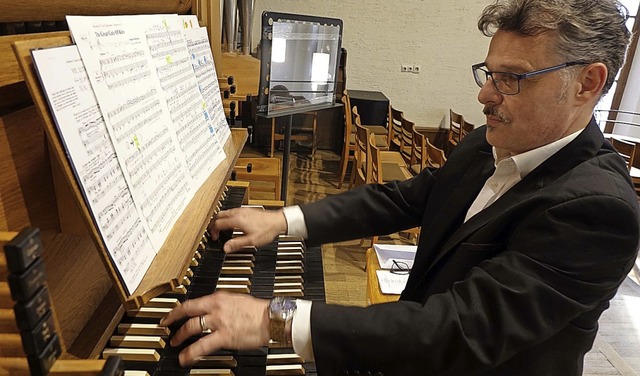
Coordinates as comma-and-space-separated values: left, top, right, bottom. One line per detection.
281, 129, 582, 362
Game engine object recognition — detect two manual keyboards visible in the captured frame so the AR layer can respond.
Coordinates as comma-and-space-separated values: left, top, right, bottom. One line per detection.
103, 185, 325, 375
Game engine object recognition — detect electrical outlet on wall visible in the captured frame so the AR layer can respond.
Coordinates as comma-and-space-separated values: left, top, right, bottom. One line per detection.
413, 65, 421, 74
401, 65, 409, 72
407, 65, 414, 72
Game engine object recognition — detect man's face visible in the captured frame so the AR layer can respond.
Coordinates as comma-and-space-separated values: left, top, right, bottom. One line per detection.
478, 29, 581, 156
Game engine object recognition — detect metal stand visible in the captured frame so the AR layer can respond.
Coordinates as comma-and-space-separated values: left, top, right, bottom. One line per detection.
281, 114, 293, 201
259, 103, 342, 203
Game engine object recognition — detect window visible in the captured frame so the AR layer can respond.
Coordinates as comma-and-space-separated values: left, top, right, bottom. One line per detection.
596, 2, 640, 134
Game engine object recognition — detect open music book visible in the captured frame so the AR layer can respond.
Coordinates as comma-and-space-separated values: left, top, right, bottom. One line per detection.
31, 14, 230, 294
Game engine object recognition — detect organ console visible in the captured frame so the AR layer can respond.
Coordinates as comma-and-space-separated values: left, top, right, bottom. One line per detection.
0, 3, 324, 376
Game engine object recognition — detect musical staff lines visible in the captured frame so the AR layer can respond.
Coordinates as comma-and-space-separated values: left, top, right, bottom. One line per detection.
43, 14, 232, 292
32, 44, 156, 294
146, 21, 226, 184
184, 27, 231, 144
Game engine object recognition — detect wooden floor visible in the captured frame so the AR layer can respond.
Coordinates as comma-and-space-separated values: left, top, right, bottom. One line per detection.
240, 145, 640, 374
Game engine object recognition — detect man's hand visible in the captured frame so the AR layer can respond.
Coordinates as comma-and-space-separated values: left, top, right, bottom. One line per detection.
208, 207, 288, 253
159, 291, 270, 367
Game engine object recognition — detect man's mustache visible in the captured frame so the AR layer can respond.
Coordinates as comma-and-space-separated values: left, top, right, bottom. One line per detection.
483, 106, 510, 122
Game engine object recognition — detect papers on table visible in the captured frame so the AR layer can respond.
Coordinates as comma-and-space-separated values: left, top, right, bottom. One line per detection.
373, 243, 417, 269
376, 270, 409, 295
373, 243, 417, 295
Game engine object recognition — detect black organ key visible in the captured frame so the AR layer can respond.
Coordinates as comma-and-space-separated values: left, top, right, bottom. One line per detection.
3, 227, 43, 273
13, 285, 51, 331
26, 333, 62, 376
19, 310, 55, 356
8, 257, 47, 302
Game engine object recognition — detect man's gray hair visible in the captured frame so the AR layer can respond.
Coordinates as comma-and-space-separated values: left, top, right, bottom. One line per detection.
478, 0, 632, 96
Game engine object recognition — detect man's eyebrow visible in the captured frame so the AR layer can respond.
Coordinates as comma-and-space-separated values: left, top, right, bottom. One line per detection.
485, 61, 531, 73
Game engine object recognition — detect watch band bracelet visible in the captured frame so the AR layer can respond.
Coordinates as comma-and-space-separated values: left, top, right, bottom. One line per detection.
269, 297, 297, 344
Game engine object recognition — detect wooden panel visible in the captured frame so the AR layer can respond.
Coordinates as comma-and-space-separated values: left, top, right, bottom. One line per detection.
40, 231, 117, 358
219, 52, 260, 97
0, 32, 69, 88
0, 0, 192, 23
0, 106, 59, 232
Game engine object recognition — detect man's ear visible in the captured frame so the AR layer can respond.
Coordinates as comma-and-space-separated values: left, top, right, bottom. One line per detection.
575, 62, 608, 103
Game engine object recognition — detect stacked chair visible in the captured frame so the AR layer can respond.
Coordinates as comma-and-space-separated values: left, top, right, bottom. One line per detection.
338, 92, 391, 188
447, 109, 475, 155
349, 122, 406, 189
607, 136, 640, 197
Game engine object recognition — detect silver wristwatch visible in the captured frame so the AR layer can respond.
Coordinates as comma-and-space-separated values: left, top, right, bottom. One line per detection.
268, 297, 297, 344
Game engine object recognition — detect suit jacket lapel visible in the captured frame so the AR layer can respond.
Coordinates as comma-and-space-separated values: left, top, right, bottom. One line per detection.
405, 148, 494, 294
427, 119, 603, 271
404, 119, 605, 300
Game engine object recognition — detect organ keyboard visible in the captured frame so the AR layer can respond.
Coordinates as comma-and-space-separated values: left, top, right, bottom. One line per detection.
101, 184, 324, 375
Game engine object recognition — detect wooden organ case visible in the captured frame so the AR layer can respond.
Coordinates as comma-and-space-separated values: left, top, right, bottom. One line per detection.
0, 2, 323, 376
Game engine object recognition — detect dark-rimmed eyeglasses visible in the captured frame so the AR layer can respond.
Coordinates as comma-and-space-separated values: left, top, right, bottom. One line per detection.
471, 61, 588, 95
390, 260, 411, 275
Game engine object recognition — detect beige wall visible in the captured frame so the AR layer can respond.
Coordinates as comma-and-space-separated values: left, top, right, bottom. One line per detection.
250, 0, 493, 129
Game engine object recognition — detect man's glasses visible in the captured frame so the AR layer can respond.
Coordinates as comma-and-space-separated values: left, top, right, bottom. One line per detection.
471, 61, 588, 95
390, 260, 411, 275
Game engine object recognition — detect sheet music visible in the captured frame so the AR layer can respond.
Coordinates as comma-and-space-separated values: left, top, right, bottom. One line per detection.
31, 45, 155, 294
67, 15, 193, 248
179, 14, 200, 29
143, 15, 225, 187
376, 270, 409, 295
183, 27, 232, 145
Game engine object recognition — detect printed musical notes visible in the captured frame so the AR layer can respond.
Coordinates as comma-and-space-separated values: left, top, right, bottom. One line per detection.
144, 17, 226, 186
67, 14, 195, 249
31, 45, 155, 294
183, 27, 231, 146
29, 15, 232, 294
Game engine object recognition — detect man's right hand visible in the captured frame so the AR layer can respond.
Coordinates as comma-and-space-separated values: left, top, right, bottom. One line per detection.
208, 207, 288, 253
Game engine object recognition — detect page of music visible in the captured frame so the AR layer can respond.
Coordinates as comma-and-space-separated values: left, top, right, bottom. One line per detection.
31, 14, 230, 294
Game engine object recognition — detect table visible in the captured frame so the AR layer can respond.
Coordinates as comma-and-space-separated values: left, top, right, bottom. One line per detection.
348, 89, 390, 126
365, 248, 400, 305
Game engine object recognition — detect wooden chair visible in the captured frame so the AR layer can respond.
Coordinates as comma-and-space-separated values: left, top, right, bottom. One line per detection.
627, 140, 640, 196
369, 133, 416, 245
410, 125, 427, 175
270, 111, 317, 158
461, 120, 475, 141
350, 122, 372, 188
389, 105, 404, 150
353, 106, 389, 151
350, 122, 407, 189
337, 95, 388, 189
337, 95, 356, 189
448, 109, 463, 151
344, 91, 389, 143
425, 138, 447, 168
610, 137, 636, 168
609, 136, 640, 197
399, 117, 415, 165
370, 134, 413, 184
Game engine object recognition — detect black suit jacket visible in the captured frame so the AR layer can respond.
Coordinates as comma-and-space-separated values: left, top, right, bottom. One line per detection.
300, 119, 640, 375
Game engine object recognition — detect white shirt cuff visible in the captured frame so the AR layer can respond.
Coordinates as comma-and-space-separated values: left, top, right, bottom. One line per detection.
292, 299, 314, 361
282, 205, 308, 239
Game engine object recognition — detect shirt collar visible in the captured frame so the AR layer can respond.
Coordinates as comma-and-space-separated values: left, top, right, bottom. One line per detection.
492, 128, 583, 179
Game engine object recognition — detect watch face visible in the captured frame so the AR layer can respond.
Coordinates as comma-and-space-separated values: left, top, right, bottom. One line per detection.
271, 297, 297, 317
